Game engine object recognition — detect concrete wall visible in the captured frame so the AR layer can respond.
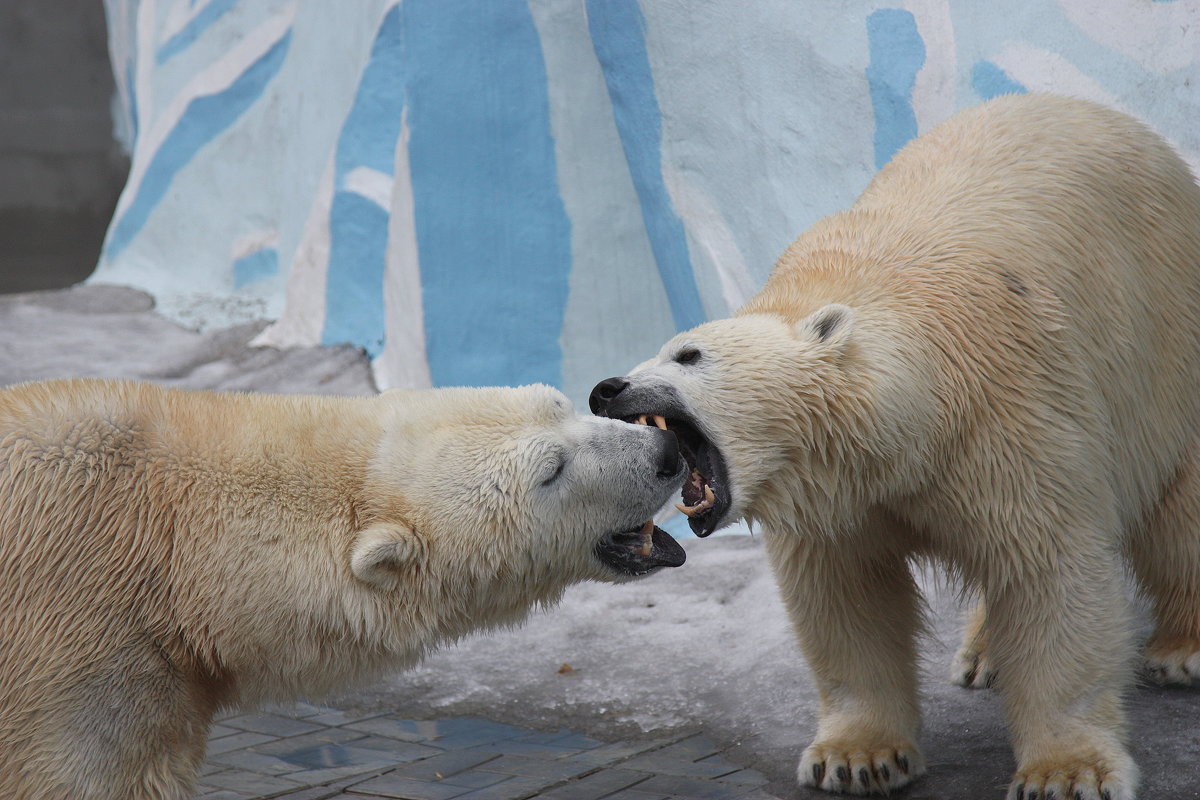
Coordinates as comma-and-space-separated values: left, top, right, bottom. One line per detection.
94, 0, 1200, 405
0, 0, 128, 293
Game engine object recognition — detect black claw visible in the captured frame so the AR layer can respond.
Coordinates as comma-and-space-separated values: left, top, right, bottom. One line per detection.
1046, 791, 1058, 800
836, 766, 849, 783
858, 767, 871, 788
1102, 791, 1113, 800
812, 762, 825, 786
1028, 790, 1039, 800
964, 663, 979, 685
1073, 792, 1083, 800
880, 764, 891, 782
897, 755, 910, 775
1014, 782, 1025, 800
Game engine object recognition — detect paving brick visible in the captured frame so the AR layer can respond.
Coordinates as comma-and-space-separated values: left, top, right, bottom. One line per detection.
201, 768, 303, 796
206, 747, 306, 776
222, 712, 327, 737
276, 742, 409, 770
195, 790, 256, 800
252, 728, 370, 754
267, 701, 328, 718
439, 769, 517, 790
267, 787, 346, 800
598, 791, 670, 800
282, 762, 392, 786
546, 733, 604, 751
538, 768, 653, 800
629, 774, 751, 800
711, 770, 768, 788
472, 740, 589, 759
561, 741, 674, 769
347, 774, 472, 800
653, 736, 722, 764
423, 719, 531, 749
448, 775, 563, 800
345, 716, 442, 743
391, 748, 502, 780
306, 708, 391, 727
209, 724, 240, 740
617, 755, 739, 780
478, 755, 595, 781
206, 731, 277, 755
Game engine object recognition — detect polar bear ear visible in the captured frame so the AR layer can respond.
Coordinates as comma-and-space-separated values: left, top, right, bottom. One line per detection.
797, 303, 854, 351
350, 523, 422, 590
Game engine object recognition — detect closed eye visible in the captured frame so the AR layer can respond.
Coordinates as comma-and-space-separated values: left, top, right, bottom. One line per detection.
540, 456, 567, 486
675, 348, 701, 365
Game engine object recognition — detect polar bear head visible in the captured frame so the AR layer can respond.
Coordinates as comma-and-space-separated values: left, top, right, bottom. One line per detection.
354, 384, 688, 609
590, 306, 932, 535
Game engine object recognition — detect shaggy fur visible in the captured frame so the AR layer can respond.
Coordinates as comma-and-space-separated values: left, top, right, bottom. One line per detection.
0, 379, 682, 800
595, 94, 1200, 799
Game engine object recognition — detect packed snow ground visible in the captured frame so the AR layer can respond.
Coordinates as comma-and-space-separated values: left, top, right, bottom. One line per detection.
4, 285, 1197, 799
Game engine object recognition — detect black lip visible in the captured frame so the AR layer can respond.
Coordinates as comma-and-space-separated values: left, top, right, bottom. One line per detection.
591, 382, 731, 537
595, 525, 686, 576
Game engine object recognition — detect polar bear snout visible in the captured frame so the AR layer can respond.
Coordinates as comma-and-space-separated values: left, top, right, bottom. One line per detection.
589, 377, 731, 538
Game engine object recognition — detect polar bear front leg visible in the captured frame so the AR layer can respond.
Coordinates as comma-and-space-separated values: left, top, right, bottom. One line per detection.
765, 527, 925, 795
981, 541, 1138, 800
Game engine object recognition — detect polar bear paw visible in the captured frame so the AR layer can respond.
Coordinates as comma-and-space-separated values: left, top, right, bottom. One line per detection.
950, 640, 997, 689
1006, 759, 1135, 800
798, 740, 925, 795
1144, 636, 1200, 685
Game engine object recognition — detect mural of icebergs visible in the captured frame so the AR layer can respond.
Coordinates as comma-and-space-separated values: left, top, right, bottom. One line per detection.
96, 0, 1200, 408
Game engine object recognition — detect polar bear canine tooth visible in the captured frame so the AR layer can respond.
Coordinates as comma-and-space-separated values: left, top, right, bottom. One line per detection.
633, 414, 669, 430
637, 520, 654, 557
675, 486, 717, 517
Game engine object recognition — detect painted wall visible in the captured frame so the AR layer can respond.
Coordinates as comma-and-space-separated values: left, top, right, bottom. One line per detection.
97, 0, 1200, 408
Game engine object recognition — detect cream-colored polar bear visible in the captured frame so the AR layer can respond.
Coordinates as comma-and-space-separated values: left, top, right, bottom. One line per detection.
590, 94, 1200, 799
0, 378, 687, 800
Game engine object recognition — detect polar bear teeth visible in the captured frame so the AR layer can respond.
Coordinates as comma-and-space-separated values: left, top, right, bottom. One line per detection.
636, 519, 655, 557
634, 414, 669, 430
676, 483, 715, 517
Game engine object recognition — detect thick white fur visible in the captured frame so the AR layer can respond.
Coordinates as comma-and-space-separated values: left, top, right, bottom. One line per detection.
0, 379, 679, 800
624, 94, 1200, 798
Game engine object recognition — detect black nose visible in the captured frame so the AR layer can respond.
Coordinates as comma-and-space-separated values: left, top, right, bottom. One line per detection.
656, 429, 681, 477
589, 377, 629, 415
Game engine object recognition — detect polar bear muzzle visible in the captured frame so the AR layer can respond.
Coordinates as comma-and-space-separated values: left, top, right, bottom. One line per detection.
589, 378, 731, 537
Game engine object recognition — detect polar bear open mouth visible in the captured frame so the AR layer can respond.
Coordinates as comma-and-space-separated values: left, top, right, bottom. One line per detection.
596, 520, 687, 576
629, 414, 730, 537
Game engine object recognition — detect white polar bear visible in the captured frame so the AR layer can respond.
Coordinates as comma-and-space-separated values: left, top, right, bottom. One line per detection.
0, 378, 687, 800
591, 94, 1200, 799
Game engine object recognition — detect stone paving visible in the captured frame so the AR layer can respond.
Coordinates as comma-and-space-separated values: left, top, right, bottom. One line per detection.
197, 704, 782, 800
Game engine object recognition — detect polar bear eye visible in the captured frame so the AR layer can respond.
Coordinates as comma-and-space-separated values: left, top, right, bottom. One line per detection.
539, 455, 567, 486
675, 348, 702, 365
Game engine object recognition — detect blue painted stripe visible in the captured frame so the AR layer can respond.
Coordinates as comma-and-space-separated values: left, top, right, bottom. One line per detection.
405, 0, 572, 387
323, 193, 390, 355
585, 0, 705, 333
322, 6, 406, 357
232, 246, 279, 288
865, 9, 925, 170
105, 30, 292, 261
971, 61, 1027, 100
157, 0, 239, 64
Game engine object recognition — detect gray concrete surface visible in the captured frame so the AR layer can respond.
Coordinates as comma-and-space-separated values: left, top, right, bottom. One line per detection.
3, 285, 1198, 800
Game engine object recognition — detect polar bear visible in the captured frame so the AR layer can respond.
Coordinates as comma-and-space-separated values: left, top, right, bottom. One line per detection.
0, 378, 687, 800
590, 94, 1200, 799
